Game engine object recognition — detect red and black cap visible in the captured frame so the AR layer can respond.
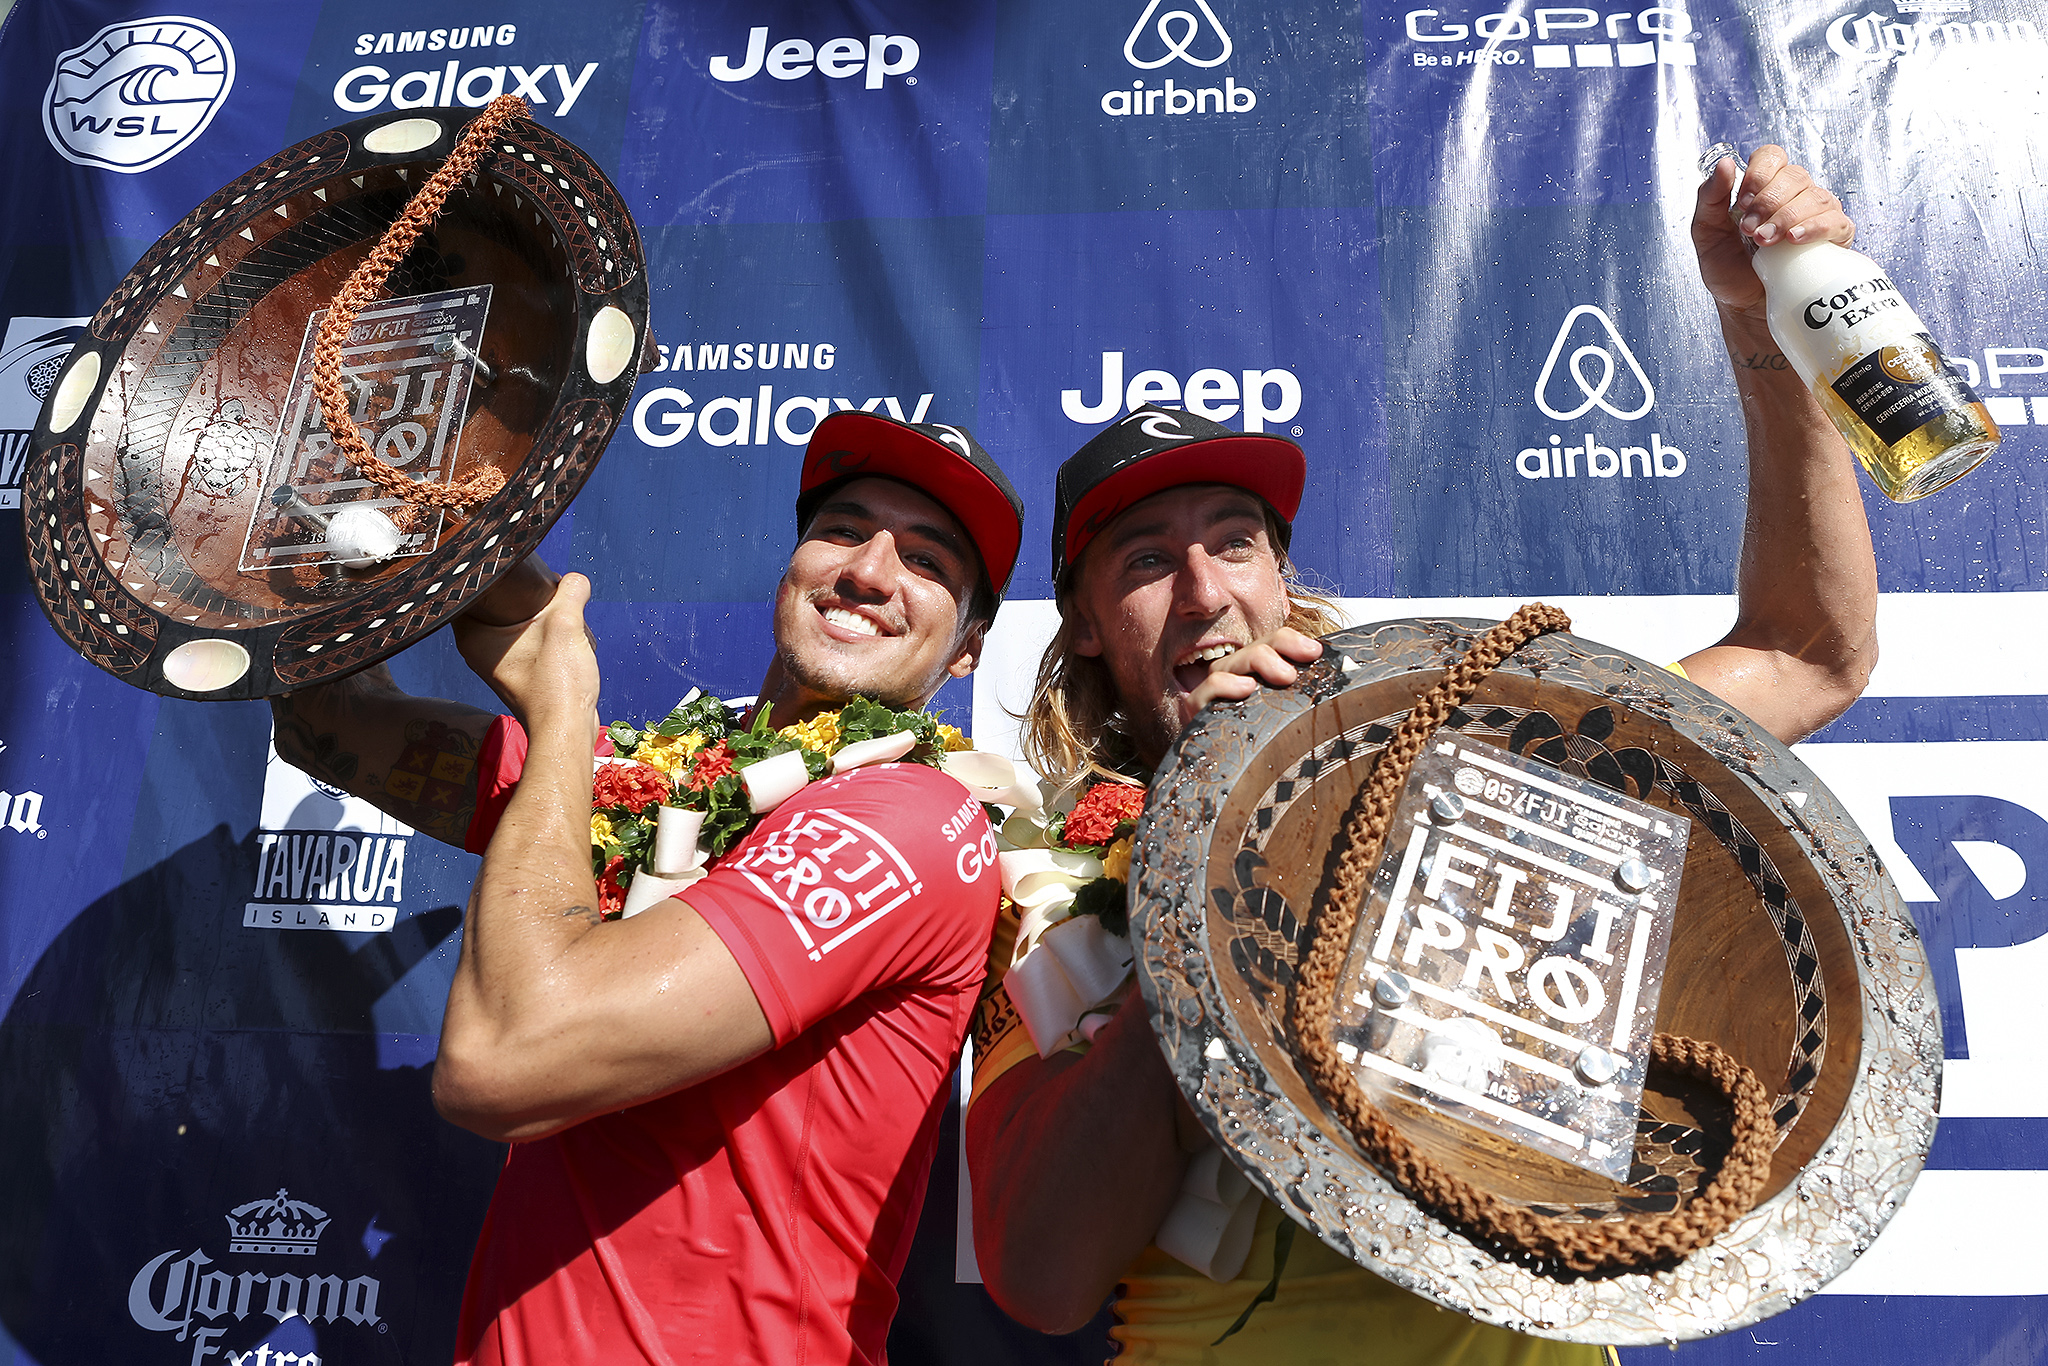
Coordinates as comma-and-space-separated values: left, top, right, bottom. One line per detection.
1051, 405, 1306, 595
797, 410, 1025, 600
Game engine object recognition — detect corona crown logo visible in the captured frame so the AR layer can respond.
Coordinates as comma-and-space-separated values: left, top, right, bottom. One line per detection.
225, 1189, 330, 1257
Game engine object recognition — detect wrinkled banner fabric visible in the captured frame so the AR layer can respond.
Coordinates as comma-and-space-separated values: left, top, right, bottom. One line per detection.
1, 2, 2045, 1364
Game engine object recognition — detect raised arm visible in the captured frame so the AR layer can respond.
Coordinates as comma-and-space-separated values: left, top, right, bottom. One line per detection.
267, 554, 565, 847
432, 572, 772, 1143
1676, 146, 1879, 744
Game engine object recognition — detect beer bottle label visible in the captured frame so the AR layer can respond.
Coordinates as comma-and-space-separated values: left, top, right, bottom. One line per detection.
1828, 334, 1985, 447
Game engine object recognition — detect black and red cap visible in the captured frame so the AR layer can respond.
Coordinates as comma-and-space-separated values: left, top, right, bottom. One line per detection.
797, 410, 1025, 600
1051, 405, 1306, 594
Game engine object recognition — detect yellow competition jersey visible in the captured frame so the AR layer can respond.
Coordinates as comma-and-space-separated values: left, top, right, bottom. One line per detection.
967, 902, 1615, 1366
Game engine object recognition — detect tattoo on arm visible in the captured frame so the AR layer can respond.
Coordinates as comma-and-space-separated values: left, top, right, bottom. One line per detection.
1733, 350, 1793, 371
367, 717, 485, 846
560, 903, 604, 927
270, 696, 362, 785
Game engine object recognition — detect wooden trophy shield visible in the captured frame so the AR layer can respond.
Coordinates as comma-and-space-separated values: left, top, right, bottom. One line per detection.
22, 104, 652, 699
1131, 618, 1941, 1344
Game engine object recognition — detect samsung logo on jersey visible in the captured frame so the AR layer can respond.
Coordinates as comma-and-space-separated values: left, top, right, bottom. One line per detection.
709, 28, 921, 88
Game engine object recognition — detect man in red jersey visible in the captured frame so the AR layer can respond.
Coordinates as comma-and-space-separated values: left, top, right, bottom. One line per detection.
269, 411, 1023, 1366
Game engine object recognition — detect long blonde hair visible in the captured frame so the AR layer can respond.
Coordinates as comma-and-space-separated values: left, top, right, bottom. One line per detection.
1022, 525, 1340, 790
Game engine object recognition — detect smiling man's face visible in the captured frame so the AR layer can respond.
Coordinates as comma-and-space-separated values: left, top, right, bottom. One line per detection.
768, 476, 986, 720
1065, 482, 1290, 768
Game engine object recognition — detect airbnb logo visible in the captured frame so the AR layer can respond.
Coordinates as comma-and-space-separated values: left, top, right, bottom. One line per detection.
1534, 305, 1655, 421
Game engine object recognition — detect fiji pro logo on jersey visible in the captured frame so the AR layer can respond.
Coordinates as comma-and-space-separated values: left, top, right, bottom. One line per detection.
730, 802, 929, 961
43, 17, 235, 173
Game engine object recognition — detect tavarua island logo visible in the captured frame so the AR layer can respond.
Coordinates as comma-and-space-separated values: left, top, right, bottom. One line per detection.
43, 17, 235, 173
1518, 305, 1687, 481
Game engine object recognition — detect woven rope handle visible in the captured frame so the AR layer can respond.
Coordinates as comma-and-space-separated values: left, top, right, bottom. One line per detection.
1286, 605, 1778, 1273
308, 95, 529, 515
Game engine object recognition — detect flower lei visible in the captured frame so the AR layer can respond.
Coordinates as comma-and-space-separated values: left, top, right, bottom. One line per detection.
991, 778, 1146, 1055
590, 690, 971, 919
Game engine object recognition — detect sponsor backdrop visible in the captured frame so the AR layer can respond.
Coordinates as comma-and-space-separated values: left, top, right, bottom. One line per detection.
1, 1, 2044, 1364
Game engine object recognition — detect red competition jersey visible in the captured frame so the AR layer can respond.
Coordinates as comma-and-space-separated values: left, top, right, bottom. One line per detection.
455, 717, 1002, 1366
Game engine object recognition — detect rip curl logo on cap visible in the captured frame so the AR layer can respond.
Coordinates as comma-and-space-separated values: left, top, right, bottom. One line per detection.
825, 448, 871, 473
1124, 0, 1234, 69
1534, 304, 1655, 421
1078, 504, 1123, 538
928, 423, 973, 456
43, 16, 235, 174
1119, 408, 1196, 442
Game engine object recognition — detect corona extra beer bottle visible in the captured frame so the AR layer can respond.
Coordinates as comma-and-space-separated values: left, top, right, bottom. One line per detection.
1750, 237, 1999, 503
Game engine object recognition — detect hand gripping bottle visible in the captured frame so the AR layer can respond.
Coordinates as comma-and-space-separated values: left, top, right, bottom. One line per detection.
1707, 144, 2000, 502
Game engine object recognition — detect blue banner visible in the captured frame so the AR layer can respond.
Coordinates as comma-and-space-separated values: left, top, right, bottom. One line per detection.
4, 2, 2046, 1363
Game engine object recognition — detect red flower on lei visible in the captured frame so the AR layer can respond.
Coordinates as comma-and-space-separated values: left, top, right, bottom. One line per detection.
597, 855, 628, 917
1063, 781, 1145, 848
593, 762, 671, 815
687, 740, 736, 792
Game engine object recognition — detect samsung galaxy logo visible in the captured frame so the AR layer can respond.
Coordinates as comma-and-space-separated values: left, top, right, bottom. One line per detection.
334, 59, 598, 116
634, 388, 935, 448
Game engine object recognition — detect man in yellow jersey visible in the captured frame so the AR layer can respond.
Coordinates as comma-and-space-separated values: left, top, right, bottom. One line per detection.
964, 147, 1876, 1362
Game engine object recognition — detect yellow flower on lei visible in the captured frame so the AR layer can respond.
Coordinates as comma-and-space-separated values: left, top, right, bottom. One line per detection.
590, 812, 616, 848
937, 723, 971, 752
632, 731, 704, 776
1103, 835, 1133, 884
779, 710, 843, 753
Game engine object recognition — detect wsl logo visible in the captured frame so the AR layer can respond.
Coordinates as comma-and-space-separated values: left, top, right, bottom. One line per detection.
1102, 1, 1258, 118
43, 17, 235, 173
128, 1188, 383, 1364
1518, 306, 1687, 482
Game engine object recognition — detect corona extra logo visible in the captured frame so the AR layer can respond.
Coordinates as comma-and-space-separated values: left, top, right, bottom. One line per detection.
43, 16, 235, 173
1824, 7, 2043, 63
127, 1187, 382, 1362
